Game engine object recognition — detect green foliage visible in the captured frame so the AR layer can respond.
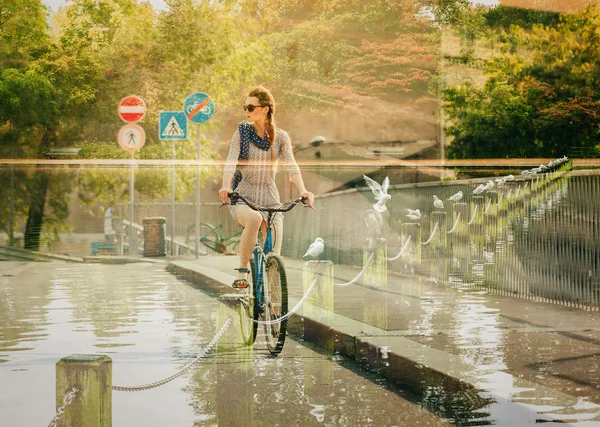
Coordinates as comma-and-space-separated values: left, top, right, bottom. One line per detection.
445, 4, 600, 158
483, 5, 561, 29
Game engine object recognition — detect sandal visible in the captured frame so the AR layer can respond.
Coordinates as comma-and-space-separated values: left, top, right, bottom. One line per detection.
233, 268, 250, 289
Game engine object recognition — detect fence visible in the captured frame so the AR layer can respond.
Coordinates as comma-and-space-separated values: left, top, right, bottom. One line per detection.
284, 161, 600, 310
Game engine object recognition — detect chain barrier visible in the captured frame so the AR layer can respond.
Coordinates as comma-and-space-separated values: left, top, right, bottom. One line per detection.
334, 252, 374, 287
447, 213, 461, 234
253, 277, 319, 325
467, 204, 478, 225
386, 235, 412, 261
421, 222, 439, 245
112, 316, 232, 392
47, 387, 79, 427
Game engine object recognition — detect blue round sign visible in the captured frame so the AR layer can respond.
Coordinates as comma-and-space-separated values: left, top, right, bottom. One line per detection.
183, 92, 215, 124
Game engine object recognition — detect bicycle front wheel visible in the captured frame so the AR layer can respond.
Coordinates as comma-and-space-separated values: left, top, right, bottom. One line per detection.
263, 255, 288, 355
239, 259, 258, 345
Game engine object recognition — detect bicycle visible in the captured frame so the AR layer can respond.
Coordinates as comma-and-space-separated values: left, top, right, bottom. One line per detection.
224, 192, 310, 355
185, 222, 242, 255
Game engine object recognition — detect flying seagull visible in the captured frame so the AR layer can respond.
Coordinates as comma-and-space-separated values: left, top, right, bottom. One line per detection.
363, 175, 391, 213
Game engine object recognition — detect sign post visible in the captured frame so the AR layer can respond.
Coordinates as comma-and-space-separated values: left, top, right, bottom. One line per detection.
118, 96, 147, 256
184, 93, 215, 258
159, 111, 188, 256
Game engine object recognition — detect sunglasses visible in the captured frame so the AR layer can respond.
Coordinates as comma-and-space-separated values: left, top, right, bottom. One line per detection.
243, 104, 265, 112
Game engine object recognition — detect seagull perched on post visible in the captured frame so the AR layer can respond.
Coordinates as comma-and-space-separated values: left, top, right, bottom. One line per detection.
448, 191, 463, 202
473, 183, 486, 195
433, 195, 444, 210
406, 208, 421, 221
303, 238, 324, 260
363, 175, 391, 213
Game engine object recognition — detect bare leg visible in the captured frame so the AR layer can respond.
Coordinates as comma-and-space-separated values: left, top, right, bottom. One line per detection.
273, 221, 283, 256
235, 206, 263, 278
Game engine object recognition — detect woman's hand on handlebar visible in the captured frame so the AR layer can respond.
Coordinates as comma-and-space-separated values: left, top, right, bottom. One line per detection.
300, 191, 314, 208
218, 187, 232, 205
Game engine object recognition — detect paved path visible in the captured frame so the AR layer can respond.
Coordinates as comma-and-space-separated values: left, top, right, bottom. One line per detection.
171, 254, 600, 426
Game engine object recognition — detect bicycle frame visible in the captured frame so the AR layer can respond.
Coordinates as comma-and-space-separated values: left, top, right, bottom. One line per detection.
253, 214, 275, 318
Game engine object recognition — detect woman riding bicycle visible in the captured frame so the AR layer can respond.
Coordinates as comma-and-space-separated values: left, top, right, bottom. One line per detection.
218, 86, 314, 289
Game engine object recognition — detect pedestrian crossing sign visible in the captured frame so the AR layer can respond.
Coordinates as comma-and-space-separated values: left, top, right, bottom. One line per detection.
159, 111, 187, 140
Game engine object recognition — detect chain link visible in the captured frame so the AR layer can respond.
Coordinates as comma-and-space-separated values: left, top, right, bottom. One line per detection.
48, 387, 79, 427
253, 277, 319, 325
334, 252, 374, 287
112, 316, 232, 392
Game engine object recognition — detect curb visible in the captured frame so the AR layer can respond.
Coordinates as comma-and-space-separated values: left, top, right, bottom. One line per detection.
168, 260, 480, 400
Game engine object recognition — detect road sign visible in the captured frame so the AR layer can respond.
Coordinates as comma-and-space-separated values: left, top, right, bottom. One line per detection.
159, 111, 187, 140
118, 124, 146, 152
118, 95, 146, 123
183, 92, 214, 124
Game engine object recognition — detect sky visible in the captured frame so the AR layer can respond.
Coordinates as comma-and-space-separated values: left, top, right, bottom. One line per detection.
43, 0, 168, 13
42, 0, 499, 14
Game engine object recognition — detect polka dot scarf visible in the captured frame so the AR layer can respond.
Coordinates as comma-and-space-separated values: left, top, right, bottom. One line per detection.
231, 121, 271, 190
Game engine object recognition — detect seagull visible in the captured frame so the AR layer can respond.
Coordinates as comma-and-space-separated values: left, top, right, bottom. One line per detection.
520, 170, 532, 175
473, 183, 486, 195
504, 174, 515, 181
482, 180, 494, 191
539, 164, 549, 171
363, 175, 391, 213
448, 191, 463, 202
495, 177, 506, 186
406, 208, 421, 221
303, 238, 324, 260
433, 195, 444, 210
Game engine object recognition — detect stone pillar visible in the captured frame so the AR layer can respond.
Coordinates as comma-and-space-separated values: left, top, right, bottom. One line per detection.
143, 217, 166, 257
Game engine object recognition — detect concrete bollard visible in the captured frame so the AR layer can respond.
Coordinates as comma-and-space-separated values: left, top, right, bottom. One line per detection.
215, 304, 254, 426
363, 239, 387, 289
401, 223, 421, 276
449, 203, 469, 285
429, 211, 447, 282
55, 354, 112, 427
112, 218, 124, 256
469, 196, 485, 285
303, 260, 334, 349
363, 239, 388, 330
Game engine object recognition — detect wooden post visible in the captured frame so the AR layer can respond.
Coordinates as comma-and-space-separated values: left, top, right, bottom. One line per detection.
55, 354, 112, 427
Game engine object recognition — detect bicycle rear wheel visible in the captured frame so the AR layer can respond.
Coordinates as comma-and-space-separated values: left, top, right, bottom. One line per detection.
239, 259, 258, 345
263, 255, 288, 355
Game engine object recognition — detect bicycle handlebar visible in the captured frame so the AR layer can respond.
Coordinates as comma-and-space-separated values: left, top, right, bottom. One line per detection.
228, 192, 309, 213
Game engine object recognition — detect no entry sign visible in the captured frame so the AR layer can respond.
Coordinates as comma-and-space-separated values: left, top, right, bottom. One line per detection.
118, 95, 146, 123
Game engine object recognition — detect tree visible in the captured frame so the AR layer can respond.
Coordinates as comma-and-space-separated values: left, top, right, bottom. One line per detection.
444, 4, 600, 158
